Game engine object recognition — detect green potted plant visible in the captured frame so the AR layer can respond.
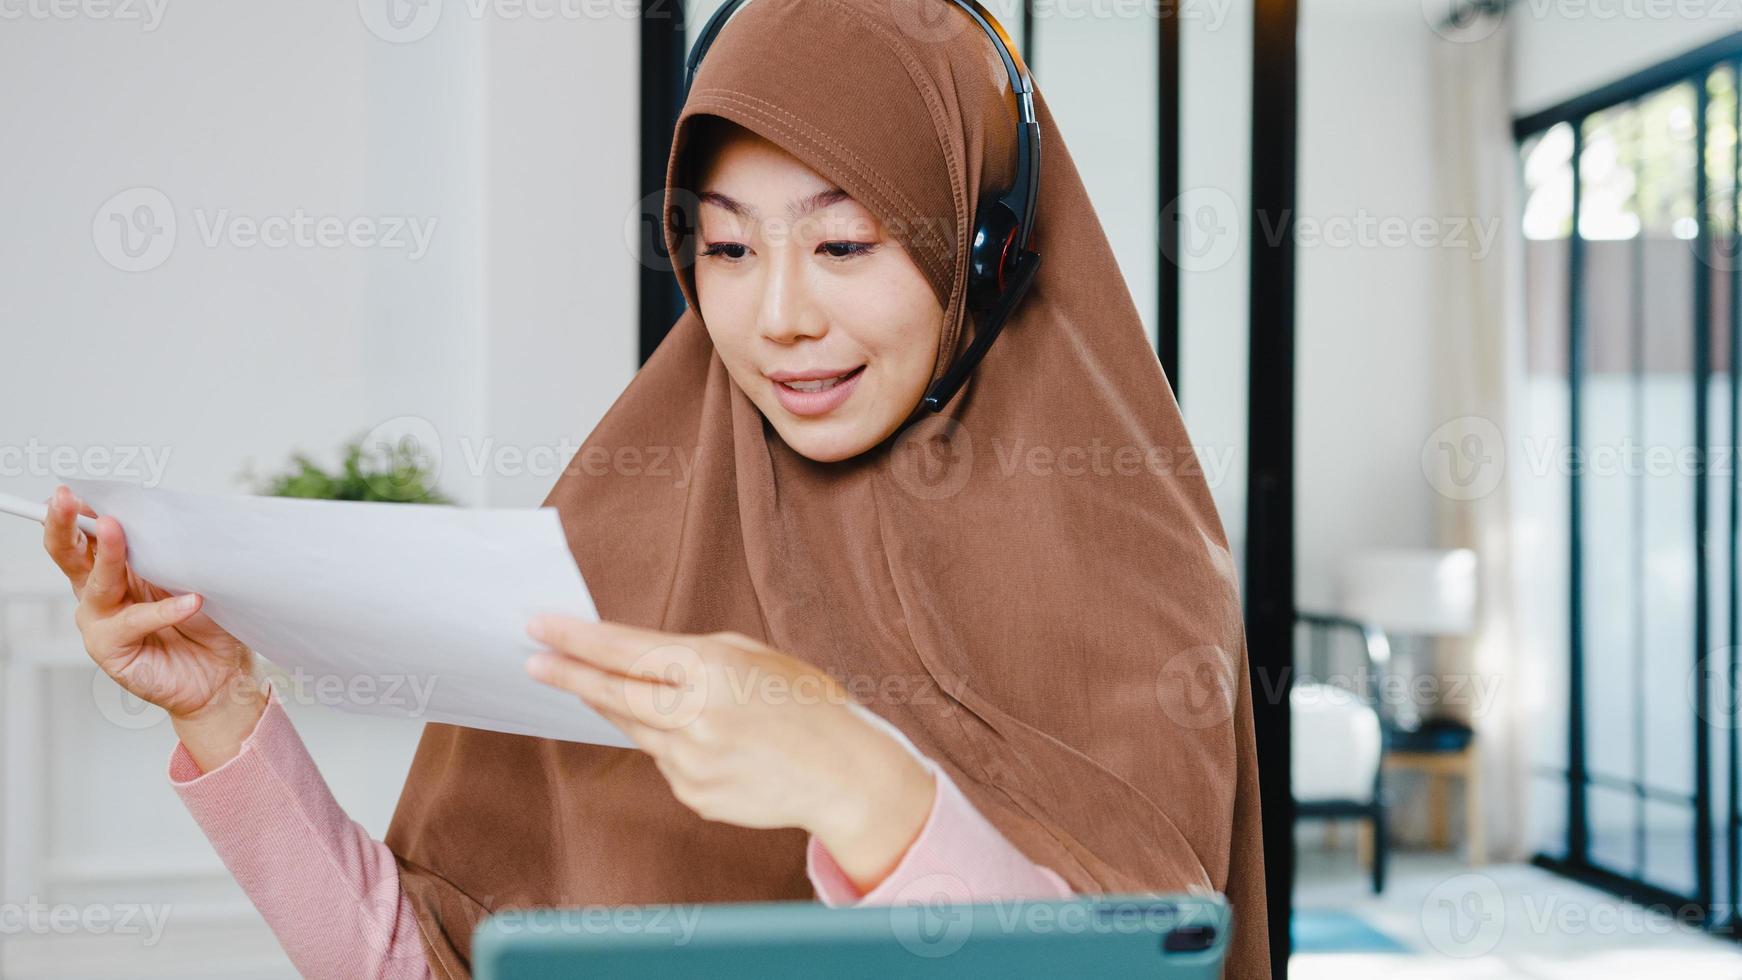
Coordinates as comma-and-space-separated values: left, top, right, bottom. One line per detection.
241, 432, 452, 504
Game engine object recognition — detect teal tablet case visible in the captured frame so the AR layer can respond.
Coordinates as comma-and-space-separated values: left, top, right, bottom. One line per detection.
474, 893, 1229, 979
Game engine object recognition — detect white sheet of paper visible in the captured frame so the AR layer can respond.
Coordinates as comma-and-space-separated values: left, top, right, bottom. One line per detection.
64, 477, 634, 748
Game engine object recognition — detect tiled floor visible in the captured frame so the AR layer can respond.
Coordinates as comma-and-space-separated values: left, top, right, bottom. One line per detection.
1292, 846, 1742, 979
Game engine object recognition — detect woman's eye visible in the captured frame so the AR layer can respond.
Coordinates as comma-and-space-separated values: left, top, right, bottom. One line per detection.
701, 241, 876, 261
700, 242, 748, 261
819, 241, 877, 259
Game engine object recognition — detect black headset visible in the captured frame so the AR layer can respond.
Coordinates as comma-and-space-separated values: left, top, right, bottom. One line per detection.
683, 0, 1042, 412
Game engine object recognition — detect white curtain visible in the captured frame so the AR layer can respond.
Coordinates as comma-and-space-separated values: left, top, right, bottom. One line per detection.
1428, 8, 1536, 863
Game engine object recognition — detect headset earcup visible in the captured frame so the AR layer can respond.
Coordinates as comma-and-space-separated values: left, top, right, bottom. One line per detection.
967, 193, 1021, 313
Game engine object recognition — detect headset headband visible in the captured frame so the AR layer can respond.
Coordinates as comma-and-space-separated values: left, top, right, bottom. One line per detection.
682, 0, 1039, 265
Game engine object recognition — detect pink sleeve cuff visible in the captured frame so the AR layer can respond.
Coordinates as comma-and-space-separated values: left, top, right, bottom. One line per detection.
168, 685, 367, 861
806, 705, 1073, 906
168, 685, 285, 787
166, 683, 431, 980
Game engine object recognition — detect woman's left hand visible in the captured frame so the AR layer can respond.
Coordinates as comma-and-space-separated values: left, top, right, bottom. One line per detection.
524, 616, 937, 891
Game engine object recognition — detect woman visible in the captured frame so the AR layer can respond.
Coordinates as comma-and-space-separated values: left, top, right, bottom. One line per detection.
40, 0, 1269, 976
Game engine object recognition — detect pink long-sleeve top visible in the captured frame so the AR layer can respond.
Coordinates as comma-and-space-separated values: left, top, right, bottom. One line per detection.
168, 687, 1072, 980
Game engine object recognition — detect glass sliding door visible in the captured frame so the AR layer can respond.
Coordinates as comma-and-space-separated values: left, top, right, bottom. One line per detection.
1522, 49, 1742, 931
1580, 81, 1702, 898
1704, 60, 1738, 928
1520, 118, 1574, 867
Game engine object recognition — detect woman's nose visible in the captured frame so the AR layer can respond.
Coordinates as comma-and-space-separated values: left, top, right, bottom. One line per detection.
757, 251, 826, 345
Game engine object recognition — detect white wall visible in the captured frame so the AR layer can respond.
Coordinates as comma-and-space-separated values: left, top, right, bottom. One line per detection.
1179, 0, 1255, 575
0, 3, 639, 582
0, 4, 637, 975
1295, 1, 1447, 610
475, 11, 640, 508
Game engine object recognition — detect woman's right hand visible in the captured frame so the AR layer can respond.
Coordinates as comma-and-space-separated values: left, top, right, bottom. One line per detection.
42, 484, 266, 767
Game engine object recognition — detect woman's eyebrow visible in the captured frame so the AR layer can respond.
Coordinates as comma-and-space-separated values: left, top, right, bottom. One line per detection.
699, 187, 852, 221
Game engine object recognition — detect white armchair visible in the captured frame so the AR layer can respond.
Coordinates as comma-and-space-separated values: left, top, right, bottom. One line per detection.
1291, 612, 1392, 893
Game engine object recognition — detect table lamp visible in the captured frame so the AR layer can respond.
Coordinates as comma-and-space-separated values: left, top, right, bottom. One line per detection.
1336, 547, 1478, 732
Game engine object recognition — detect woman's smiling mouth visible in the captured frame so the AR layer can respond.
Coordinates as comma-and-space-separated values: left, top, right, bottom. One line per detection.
768, 365, 866, 416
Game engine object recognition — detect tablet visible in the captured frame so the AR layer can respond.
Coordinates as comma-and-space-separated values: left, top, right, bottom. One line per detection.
473, 892, 1229, 980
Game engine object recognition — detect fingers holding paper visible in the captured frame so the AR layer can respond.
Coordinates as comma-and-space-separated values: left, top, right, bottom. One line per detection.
43, 484, 261, 727
42, 485, 99, 594
523, 616, 937, 869
80, 512, 134, 614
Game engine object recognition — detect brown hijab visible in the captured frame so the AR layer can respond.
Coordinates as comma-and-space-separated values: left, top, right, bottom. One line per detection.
383, 0, 1269, 976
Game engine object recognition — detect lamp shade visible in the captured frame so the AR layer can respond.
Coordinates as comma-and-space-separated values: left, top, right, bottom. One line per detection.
1336, 547, 1477, 636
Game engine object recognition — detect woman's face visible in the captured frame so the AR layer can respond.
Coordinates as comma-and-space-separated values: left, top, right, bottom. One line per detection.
691, 120, 946, 463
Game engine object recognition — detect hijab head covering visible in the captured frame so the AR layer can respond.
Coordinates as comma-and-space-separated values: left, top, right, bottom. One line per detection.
384, 0, 1269, 976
